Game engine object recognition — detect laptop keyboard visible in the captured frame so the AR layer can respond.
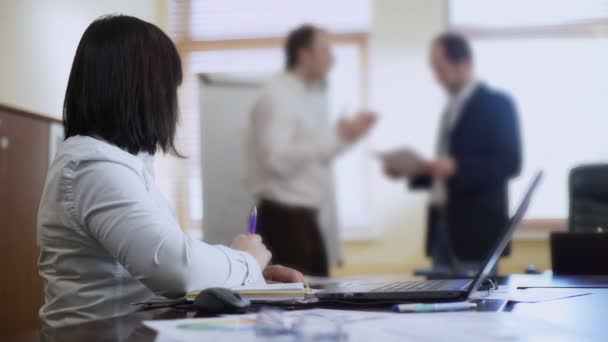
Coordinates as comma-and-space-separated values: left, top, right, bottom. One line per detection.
371, 280, 450, 292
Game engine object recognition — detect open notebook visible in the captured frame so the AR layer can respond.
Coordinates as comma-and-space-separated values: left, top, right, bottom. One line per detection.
186, 283, 312, 303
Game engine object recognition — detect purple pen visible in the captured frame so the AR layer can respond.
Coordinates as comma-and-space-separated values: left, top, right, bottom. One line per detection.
248, 206, 258, 234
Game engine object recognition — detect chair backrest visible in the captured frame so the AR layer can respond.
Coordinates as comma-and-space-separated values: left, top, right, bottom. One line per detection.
569, 164, 608, 233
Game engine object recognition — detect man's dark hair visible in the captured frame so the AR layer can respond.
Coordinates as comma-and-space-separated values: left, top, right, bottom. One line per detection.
436, 32, 473, 64
63, 14, 183, 156
285, 24, 320, 70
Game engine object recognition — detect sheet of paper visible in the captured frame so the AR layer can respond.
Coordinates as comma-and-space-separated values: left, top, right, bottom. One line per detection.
154, 334, 181, 342
144, 308, 588, 342
234, 283, 305, 292
378, 147, 425, 174
352, 312, 589, 342
145, 316, 259, 342
145, 310, 402, 342
469, 286, 593, 303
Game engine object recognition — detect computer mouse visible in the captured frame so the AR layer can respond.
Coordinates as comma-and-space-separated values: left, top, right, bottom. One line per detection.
192, 287, 251, 314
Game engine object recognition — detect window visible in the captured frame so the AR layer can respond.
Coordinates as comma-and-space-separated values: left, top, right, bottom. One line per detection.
162, 0, 373, 239
475, 38, 608, 219
170, 0, 371, 41
449, 1, 608, 220
189, 0, 371, 40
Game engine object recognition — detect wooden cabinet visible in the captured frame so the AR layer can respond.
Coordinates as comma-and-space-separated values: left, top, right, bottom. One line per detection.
0, 104, 61, 336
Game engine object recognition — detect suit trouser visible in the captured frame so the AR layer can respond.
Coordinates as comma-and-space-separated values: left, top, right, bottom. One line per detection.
429, 206, 455, 270
257, 199, 329, 277
429, 206, 498, 276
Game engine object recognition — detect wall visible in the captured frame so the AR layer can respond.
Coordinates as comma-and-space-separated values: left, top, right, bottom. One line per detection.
335, 0, 551, 276
0, 0, 167, 118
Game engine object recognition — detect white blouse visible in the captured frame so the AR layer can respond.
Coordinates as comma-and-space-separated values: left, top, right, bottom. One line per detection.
37, 135, 262, 328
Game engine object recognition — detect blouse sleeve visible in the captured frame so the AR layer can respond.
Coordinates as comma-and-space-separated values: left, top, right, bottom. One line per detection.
66, 160, 263, 298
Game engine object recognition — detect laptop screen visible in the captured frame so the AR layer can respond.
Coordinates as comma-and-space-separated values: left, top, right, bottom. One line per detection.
465, 171, 544, 297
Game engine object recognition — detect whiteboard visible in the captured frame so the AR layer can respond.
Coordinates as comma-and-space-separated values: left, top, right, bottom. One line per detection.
199, 74, 261, 246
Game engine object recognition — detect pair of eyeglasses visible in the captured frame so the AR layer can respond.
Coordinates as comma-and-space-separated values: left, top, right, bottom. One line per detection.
255, 307, 348, 341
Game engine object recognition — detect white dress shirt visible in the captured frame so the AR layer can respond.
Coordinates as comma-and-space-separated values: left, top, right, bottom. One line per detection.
431, 80, 480, 205
37, 135, 262, 328
242, 72, 348, 209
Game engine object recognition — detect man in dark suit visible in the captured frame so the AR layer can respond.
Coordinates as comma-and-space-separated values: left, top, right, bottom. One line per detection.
385, 33, 522, 275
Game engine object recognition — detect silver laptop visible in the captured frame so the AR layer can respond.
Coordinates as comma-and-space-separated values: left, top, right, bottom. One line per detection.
317, 171, 543, 303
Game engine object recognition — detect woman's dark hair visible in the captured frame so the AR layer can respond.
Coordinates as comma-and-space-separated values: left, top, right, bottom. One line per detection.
63, 14, 183, 156
437, 32, 473, 64
285, 24, 320, 70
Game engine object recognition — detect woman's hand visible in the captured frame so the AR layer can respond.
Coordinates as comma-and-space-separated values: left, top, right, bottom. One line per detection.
263, 265, 307, 285
230, 234, 272, 270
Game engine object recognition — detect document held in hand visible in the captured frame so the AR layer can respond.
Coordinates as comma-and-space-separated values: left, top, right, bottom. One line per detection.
378, 147, 426, 174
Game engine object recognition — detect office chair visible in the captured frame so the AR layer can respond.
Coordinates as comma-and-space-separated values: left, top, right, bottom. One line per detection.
569, 164, 608, 233
550, 164, 608, 276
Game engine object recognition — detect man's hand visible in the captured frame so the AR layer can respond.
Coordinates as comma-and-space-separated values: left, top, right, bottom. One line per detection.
337, 110, 377, 143
263, 265, 307, 285
428, 156, 457, 179
383, 159, 432, 180
384, 165, 408, 180
230, 234, 272, 270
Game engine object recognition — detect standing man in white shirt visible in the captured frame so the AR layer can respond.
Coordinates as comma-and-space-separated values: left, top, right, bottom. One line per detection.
242, 25, 376, 276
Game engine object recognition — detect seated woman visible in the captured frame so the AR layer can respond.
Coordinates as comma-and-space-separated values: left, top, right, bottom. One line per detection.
37, 15, 304, 328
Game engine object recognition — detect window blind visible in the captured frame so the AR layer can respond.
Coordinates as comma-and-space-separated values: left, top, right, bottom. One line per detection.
169, 0, 371, 41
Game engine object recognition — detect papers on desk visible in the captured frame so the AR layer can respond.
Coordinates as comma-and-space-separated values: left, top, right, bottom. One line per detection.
146, 309, 385, 342
186, 283, 311, 303
365, 312, 589, 342
144, 308, 589, 342
470, 286, 593, 303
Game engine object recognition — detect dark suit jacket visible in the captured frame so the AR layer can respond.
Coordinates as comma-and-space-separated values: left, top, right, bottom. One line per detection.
411, 83, 522, 261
